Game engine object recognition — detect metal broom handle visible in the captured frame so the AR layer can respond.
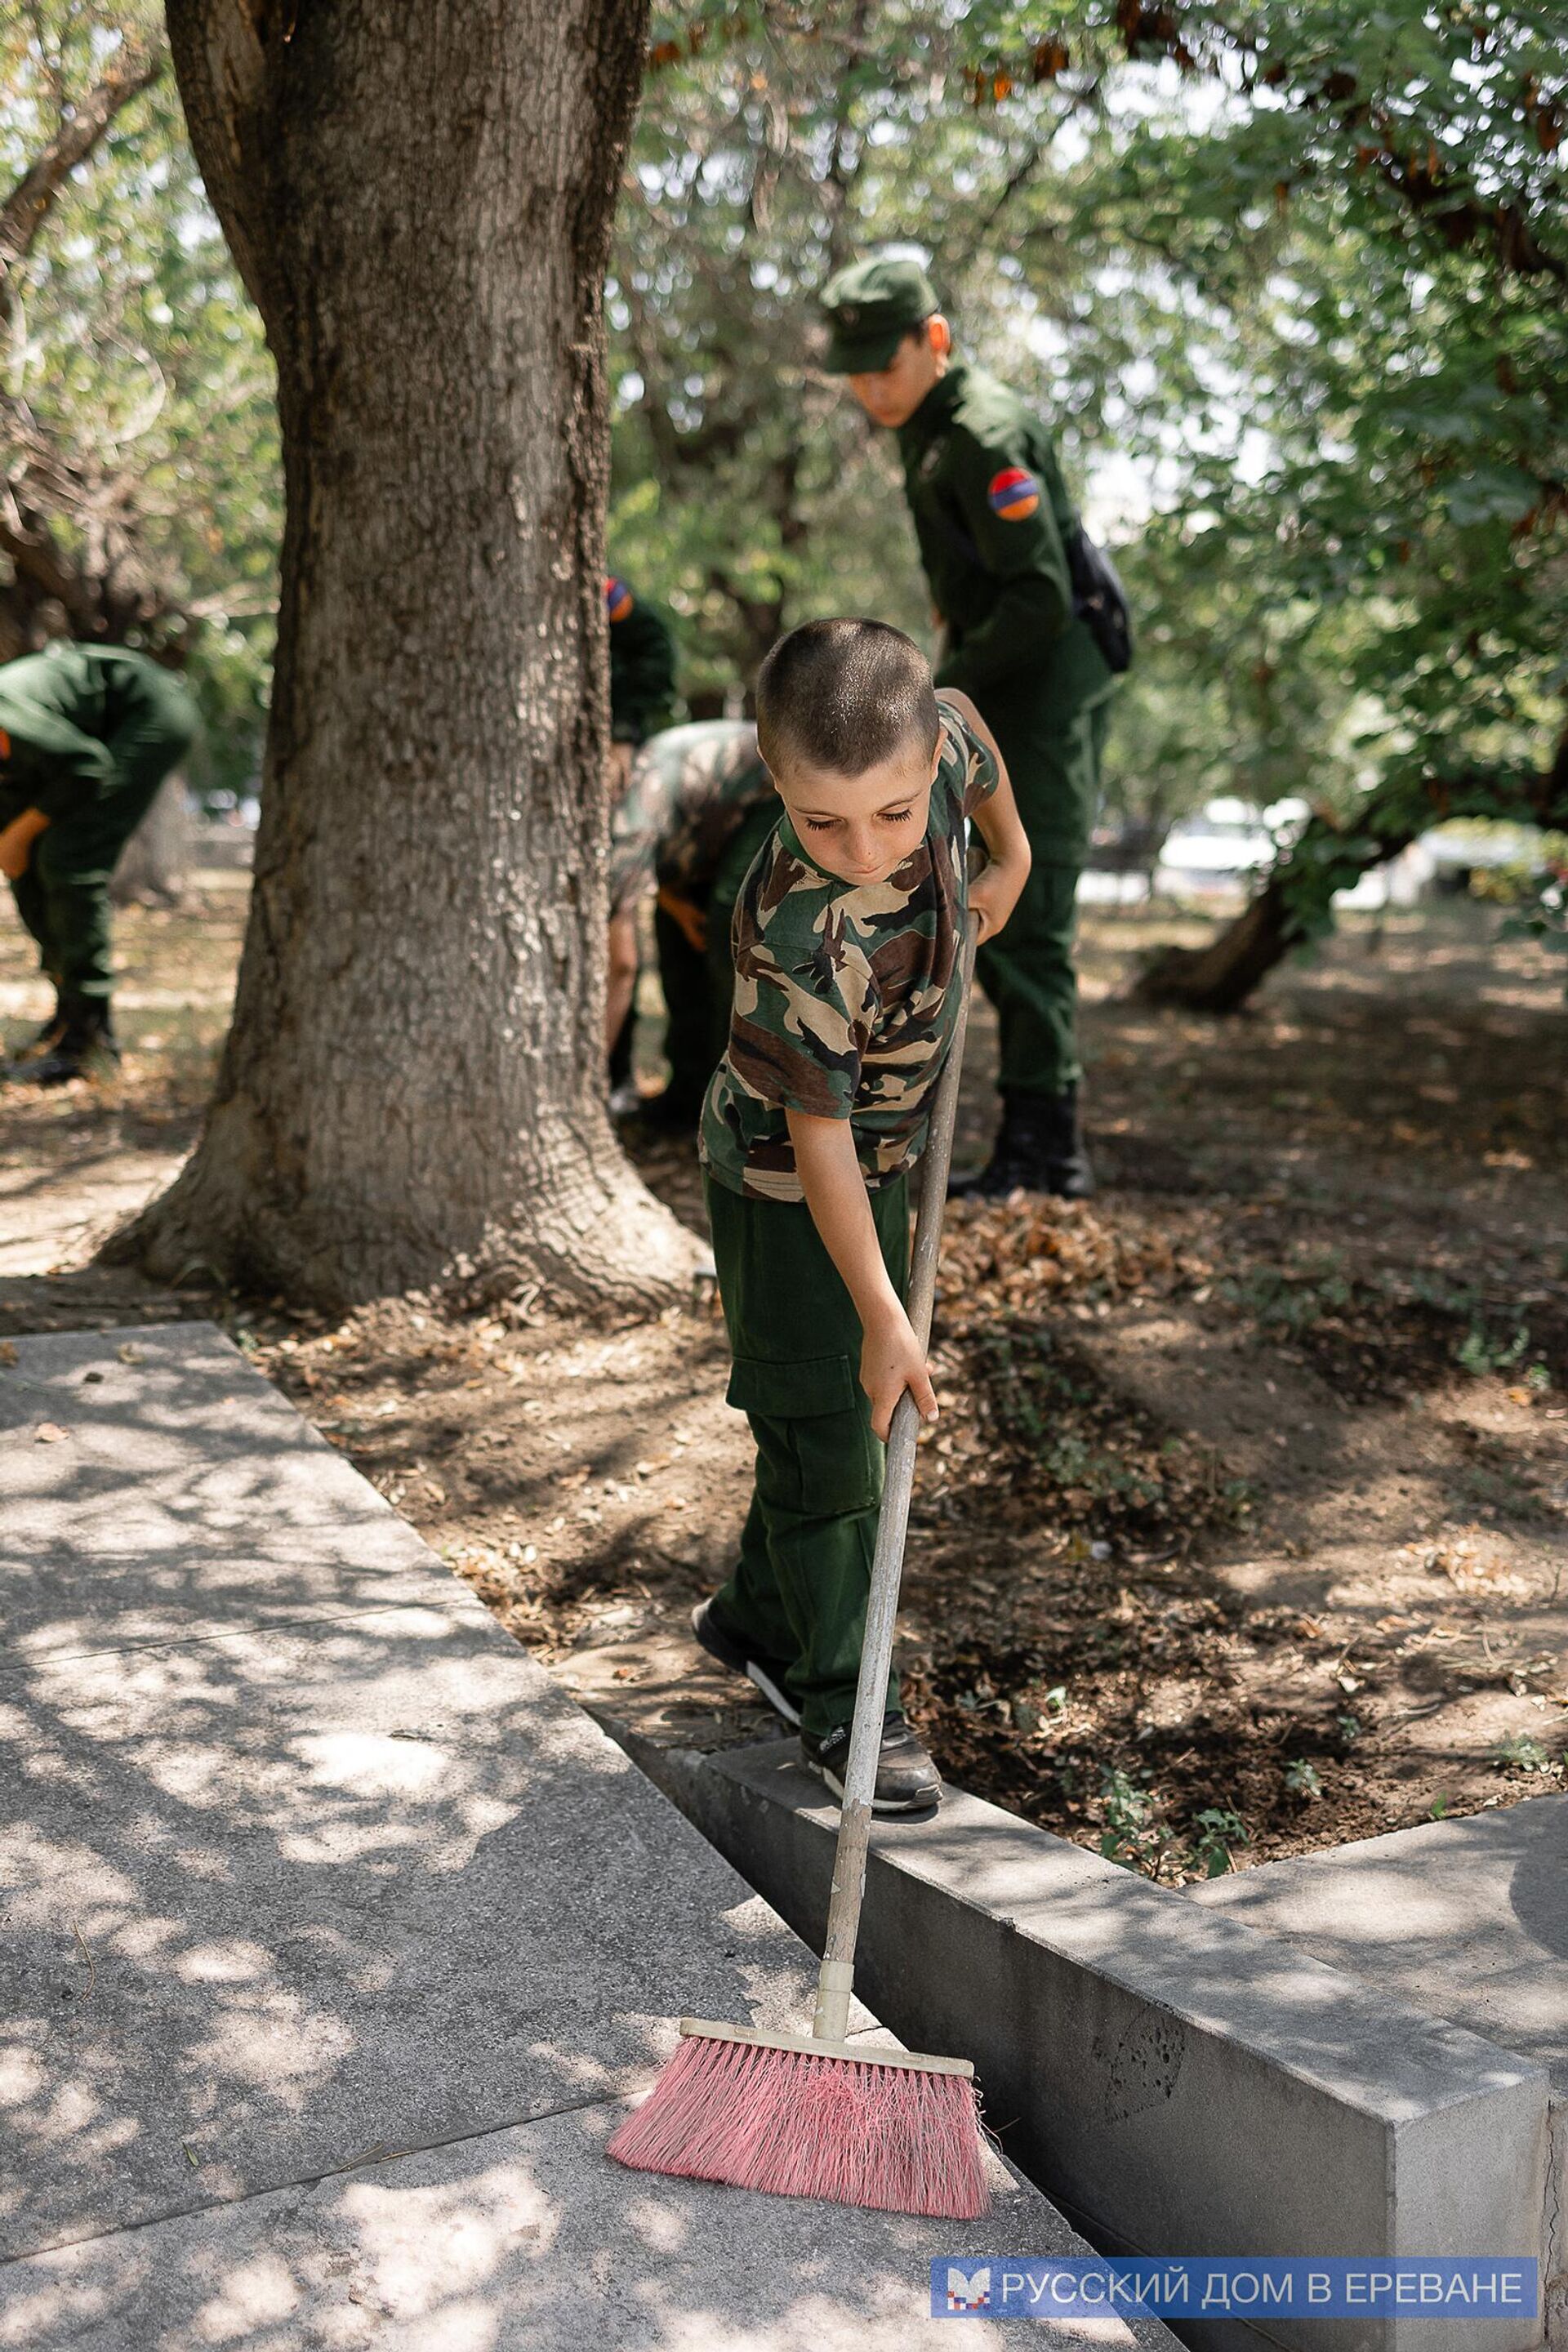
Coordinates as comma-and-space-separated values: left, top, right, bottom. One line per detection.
812, 909, 980, 2044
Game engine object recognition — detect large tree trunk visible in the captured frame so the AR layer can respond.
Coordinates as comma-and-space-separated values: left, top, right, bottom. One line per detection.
111, 0, 700, 1311
1134, 873, 1303, 1013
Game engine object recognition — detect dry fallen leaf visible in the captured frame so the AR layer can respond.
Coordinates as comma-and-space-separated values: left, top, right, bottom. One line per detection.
34, 1423, 69, 1444
0, 1342, 17, 1367
117, 1343, 144, 1365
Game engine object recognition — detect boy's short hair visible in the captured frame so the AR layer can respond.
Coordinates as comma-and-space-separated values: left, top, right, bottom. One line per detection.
755, 619, 939, 782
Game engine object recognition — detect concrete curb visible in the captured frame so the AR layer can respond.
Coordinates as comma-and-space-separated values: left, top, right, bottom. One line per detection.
1186, 1794, 1568, 2348
626, 1734, 1550, 2352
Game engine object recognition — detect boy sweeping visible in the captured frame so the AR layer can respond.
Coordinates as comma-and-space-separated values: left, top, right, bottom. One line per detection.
693, 619, 1030, 1813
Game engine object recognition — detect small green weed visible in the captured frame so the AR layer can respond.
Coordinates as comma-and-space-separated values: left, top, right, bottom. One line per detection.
1187, 1806, 1249, 1878
1494, 1734, 1557, 1775
1458, 1322, 1532, 1378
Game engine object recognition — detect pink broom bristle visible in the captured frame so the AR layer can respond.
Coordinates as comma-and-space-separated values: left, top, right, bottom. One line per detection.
607, 2034, 989, 2220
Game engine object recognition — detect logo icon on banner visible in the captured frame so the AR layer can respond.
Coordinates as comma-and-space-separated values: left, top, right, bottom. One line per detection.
987, 466, 1040, 521
945, 2268, 991, 2312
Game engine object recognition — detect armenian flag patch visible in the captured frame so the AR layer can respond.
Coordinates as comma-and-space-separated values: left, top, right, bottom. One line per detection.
605, 575, 634, 623
987, 466, 1040, 521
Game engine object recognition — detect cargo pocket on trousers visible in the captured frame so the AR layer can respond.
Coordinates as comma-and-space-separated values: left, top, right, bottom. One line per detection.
726, 1352, 880, 1519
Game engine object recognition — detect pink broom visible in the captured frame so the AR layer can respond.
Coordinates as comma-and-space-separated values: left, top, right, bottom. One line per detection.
608, 916, 987, 2219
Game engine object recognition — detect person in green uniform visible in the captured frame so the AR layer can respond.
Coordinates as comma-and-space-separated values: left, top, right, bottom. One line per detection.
607, 719, 778, 1122
694, 618, 1031, 1811
817, 256, 1120, 1197
607, 719, 780, 1128
604, 570, 679, 1104
0, 641, 196, 1086
606, 572, 678, 766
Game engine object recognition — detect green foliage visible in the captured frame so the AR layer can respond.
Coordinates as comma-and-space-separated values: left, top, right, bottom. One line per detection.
1091, 1770, 1256, 1880
1494, 1733, 1557, 1774
621, 0, 1566, 866
1187, 1805, 1249, 1878
1457, 1321, 1533, 1377
2, 5, 278, 791
7, 0, 1563, 835
1096, 1762, 1162, 1869
1220, 1261, 1353, 1334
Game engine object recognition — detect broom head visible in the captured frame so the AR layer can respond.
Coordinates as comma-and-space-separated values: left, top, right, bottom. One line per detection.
606, 2018, 989, 2219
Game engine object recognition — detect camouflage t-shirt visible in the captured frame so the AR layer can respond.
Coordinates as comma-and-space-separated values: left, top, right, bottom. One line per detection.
608, 720, 773, 917
700, 708, 998, 1201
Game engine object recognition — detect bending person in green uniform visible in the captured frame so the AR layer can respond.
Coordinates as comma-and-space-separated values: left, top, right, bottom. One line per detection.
607, 719, 777, 1127
0, 641, 196, 1086
817, 256, 1120, 1197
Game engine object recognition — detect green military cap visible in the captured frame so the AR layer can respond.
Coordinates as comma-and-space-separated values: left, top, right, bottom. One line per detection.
819, 256, 940, 373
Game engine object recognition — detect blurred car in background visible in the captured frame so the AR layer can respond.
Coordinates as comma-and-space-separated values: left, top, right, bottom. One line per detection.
1155, 796, 1310, 897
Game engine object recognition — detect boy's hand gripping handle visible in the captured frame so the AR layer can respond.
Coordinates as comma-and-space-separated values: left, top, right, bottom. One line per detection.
813, 911, 980, 2045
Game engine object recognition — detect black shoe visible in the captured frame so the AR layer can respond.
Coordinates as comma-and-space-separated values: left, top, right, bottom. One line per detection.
690, 1599, 801, 1726
800, 1712, 942, 1815
949, 1084, 1095, 1201
14, 999, 119, 1089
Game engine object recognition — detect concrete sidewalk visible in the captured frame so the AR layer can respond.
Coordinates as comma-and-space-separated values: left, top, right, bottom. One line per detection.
0, 1324, 1178, 2350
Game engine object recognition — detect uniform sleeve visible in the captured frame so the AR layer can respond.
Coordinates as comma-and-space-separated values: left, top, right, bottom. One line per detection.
608, 597, 678, 745
0, 717, 115, 820
934, 426, 1073, 699
724, 884, 874, 1123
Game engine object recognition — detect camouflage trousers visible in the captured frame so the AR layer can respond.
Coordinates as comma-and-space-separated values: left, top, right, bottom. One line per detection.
702, 1168, 910, 1737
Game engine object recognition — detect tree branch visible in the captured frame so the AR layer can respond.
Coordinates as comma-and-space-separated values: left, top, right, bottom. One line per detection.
0, 30, 167, 328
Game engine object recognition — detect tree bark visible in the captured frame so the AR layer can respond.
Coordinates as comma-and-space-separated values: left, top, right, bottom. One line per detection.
1134, 872, 1310, 1013
112, 0, 702, 1311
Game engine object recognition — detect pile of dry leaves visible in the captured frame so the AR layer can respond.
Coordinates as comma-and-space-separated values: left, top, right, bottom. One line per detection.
937, 1196, 1210, 1329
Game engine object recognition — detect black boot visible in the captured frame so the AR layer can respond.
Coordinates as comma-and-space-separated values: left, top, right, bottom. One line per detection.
949, 1084, 1095, 1201
3, 996, 66, 1073
17, 999, 120, 1088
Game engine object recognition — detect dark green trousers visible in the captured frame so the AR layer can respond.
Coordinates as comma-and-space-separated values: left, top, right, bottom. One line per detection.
2, 677, 194, 1004
656, 802, 778, 1112
704, 1168, 910, 1737
653, 903, 728, 1116
971, 688, 1111, 1097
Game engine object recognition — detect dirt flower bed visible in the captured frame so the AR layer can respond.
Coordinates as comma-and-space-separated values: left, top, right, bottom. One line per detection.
4, 889, 1566, 1876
